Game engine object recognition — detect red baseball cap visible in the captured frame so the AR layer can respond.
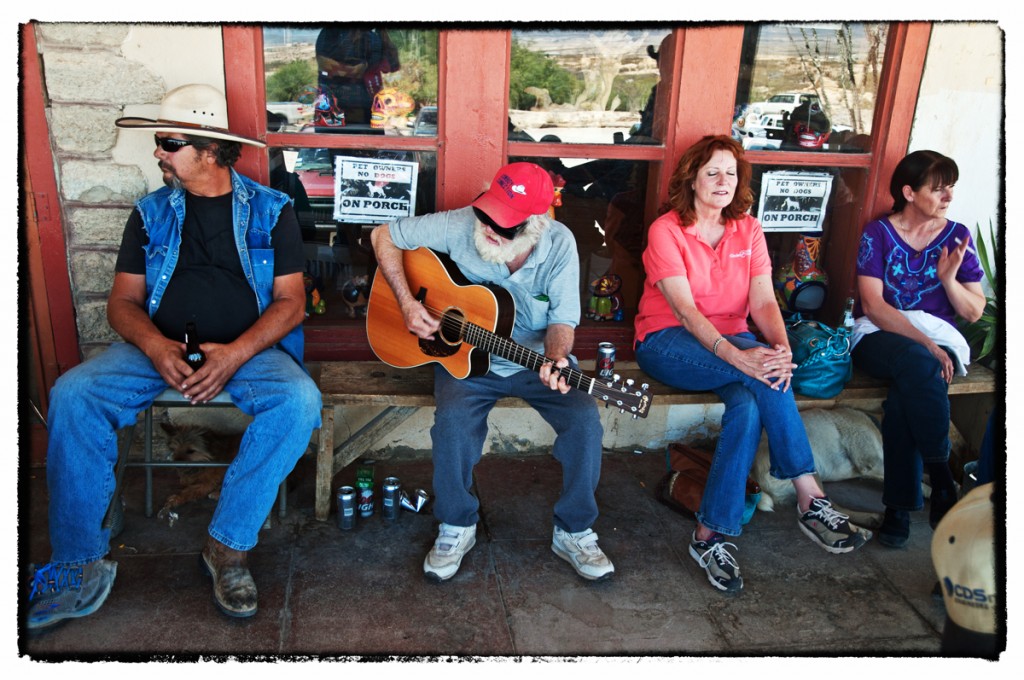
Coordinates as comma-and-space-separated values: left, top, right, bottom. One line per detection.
471, 162, 554, 229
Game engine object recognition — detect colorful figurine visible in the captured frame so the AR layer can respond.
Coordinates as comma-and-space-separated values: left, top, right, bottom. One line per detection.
774, 234, 828, 314
586, 274, 623, 322
304, 273, 327, 316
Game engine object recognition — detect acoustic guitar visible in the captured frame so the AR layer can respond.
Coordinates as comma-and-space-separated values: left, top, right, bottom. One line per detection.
366, 247, 653, 418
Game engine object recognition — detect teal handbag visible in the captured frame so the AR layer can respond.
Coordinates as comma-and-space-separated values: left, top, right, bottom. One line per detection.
785, 315, 852, 399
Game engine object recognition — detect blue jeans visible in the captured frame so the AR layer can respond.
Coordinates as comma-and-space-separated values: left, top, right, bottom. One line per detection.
852, 330, 951, 511
635, 327, 816, 536
45, 342, 321, 565
430, 364, 604, 533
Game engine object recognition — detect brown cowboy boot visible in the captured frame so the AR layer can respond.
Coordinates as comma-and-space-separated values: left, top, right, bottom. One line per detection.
201, 535, 257, 618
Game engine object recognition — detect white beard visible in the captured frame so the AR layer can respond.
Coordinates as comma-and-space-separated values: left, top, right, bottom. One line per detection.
473, 218, 543, 264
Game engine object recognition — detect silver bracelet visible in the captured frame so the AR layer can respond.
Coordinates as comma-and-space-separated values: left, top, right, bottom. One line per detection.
712, 336, 725, 357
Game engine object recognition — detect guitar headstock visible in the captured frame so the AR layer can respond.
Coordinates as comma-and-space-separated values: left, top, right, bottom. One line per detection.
592, 375, 653, 418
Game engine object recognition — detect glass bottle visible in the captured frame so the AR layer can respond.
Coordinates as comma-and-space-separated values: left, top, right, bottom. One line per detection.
184, 321, 206, 370
842, 297, 855, 331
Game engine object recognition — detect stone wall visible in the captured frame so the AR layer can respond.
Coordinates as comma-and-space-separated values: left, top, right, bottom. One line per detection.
33, 22, 223, 360
34, 24, 154, 358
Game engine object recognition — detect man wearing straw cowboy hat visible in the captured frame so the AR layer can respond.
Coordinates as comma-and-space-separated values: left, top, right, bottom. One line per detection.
25, 84, 320, 628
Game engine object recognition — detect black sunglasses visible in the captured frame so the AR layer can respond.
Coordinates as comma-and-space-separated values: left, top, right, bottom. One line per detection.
154, 135, 194, 153
472, 207, 527, 240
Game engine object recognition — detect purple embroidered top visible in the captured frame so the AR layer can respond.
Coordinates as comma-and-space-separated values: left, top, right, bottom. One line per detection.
855, 217, 984, 327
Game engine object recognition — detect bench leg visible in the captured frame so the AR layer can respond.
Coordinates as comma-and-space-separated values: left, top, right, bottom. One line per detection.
315, 406, 335, 521
314, 405, 419, 521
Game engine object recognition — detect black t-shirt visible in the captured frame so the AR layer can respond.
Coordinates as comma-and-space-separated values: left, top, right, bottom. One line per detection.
115, 192, 305, 344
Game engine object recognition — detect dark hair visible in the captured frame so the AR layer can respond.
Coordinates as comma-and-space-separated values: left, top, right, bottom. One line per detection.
186, 135, 242, 168
665, 135, 753, 225
889, 150, 959, 212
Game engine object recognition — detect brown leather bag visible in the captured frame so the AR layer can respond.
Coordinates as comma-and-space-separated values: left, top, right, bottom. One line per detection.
656, 443, 761, 518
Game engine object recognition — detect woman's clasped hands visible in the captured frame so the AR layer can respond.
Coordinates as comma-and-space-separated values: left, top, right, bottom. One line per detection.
734, 343, 795, 391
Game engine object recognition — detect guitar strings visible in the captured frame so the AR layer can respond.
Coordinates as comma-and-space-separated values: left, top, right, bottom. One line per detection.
413, 300, 637, 401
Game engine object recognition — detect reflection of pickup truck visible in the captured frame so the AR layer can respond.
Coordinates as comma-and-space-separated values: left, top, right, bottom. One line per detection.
267, 101, 311, 126
743, 92, 820, 119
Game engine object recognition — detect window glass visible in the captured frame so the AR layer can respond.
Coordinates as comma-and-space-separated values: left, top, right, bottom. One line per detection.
733, 23, 887, 153
263, 26, 439, 134
509, 28, 672, 146
749, 164, 869, 318
511, 155, 654, 322
271, 145, 437, 324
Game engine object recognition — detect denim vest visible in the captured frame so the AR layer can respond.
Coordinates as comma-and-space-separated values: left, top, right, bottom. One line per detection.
135, 168, 305, 367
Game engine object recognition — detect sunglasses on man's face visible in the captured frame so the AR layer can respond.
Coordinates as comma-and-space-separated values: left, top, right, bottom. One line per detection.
154, 135, 194, 153
473, 207, 527, 240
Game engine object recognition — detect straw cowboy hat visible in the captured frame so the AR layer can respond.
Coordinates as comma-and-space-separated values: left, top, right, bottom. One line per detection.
116, 83, 265, 148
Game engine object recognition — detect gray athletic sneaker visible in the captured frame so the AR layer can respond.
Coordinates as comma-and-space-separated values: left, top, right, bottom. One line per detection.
689, 532, 742, 593
26, 559, 117, 630
798, 497, 870, 554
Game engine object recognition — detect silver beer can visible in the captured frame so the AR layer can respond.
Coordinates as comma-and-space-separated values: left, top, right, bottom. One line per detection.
382, 476, 401, 522
597, 342, 616, 380
337, 485, 356, 530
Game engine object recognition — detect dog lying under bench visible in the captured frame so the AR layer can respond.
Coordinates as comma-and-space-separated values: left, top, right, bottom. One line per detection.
157, 422, 239, 520
751, 407, 968, 528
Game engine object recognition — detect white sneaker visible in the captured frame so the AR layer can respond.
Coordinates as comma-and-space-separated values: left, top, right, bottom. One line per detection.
551, 526, 615, 581
423, 523, 476, 582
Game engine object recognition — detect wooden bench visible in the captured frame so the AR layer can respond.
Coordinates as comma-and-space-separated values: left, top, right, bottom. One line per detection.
311, 360, 997, 521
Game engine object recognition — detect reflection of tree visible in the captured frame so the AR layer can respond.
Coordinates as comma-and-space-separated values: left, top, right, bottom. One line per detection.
574, 32, 652, 112
509, 40, 579, 110
266, 60, 317, 102
784, 23, 887, 135
386, 30, 439, 105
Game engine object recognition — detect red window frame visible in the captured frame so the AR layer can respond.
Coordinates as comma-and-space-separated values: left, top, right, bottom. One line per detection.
220, 23, 930, 361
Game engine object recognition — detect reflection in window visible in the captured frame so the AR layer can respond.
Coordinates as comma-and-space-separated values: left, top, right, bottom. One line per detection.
750, 165, 868, 319
512, 155, 652, 321
733, 23, 887, 153
509, 28, 671, 146
271, 145, 437, 324
262, 26, 438, 135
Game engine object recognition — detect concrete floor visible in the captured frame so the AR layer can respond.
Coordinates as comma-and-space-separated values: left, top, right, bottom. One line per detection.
19, 446, 968, 660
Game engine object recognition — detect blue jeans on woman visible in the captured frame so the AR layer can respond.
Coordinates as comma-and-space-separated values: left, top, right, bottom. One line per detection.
851, 330, 951, 511
45, 342, 322, 565
430, 363, 604, 533
635, 327, 816, 536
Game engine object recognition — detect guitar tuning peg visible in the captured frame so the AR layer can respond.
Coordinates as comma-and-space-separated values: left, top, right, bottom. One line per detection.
641, 383, 650, 390
613, 373, 621, 382
625, 378, 634, 386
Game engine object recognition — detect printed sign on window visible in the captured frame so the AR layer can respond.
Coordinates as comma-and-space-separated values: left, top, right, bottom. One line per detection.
757, 171, 833, 232
333, 156, 418, 224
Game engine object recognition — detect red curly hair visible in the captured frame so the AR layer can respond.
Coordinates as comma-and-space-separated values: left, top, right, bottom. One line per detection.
665, 135, 753, 225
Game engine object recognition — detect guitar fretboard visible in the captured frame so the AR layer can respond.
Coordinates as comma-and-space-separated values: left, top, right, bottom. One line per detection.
437, 312, 649, 409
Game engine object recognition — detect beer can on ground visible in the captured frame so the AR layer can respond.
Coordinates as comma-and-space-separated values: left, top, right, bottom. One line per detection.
337, 486, 356, 530
356, 459, 375, 517
382, 476, 401, 522
400, 488, 431, 513
597, 342, 616, 380
358, 487, 374, 518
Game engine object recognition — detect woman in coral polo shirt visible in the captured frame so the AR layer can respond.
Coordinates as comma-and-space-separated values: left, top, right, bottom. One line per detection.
634, 135, 869, 594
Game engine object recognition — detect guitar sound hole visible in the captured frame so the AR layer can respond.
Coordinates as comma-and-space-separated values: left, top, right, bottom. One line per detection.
418, 309, 464, 358
437, 309, 465, 346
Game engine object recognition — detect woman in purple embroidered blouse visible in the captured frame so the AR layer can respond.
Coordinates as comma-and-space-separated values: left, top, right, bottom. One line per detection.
851, 150, 986, 548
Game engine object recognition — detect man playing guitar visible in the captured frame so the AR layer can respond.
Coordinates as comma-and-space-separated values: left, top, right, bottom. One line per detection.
370, 162, 615, 583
